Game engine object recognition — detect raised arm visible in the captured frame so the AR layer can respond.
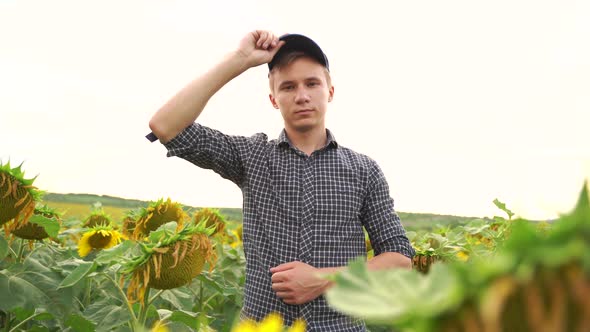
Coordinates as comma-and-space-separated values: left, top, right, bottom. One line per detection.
149, 30, 285, 143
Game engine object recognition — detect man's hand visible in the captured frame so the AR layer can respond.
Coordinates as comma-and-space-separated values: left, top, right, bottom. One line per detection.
236, 30, 285, 69
270, 261, 330, 305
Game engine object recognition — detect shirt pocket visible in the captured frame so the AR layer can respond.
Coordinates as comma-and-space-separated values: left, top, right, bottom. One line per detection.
316, 177, 364, 226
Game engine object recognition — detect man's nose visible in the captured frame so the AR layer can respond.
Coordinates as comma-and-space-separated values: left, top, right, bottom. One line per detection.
294, 86, 310, 104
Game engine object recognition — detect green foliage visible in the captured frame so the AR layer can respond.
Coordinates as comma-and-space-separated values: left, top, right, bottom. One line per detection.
327, 181, 590, 332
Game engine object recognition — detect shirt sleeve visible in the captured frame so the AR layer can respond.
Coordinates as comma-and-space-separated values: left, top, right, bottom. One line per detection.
163, 123, 260, 187
360, 161, 415, 259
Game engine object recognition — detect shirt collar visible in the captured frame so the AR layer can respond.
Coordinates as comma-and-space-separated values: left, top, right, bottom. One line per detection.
278, 129, 339, 149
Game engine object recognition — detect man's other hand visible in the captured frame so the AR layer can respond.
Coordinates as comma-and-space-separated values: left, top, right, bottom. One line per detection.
236, 30, 285, 69
270, 261, 330, 305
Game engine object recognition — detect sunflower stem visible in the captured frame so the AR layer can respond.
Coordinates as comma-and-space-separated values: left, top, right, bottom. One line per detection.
8, 312, 45, 332
2, 311, 12, 332
6, 246, 17, 260
199, 282, 204, 312
15, 239, 25, 263
103, 273, 138, 325
148, 289, 164, 306
139, 287, 151, 326
83, 277, 92, 307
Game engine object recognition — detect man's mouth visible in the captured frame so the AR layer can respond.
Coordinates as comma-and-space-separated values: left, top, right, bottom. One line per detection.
295, 109, 314, 114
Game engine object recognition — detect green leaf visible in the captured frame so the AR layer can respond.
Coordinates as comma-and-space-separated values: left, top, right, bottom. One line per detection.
164, 310, 199, 329
325, 259, 464, 325
493, 198, 515, 220
83, 302, 129, 332
0, 271, 50, 311
28, 214, 60, 238
66, 313, 96, 332
157, 288, 193, 311
94, 240, 134, 265
58, 261, 96, 289
0, 235, 8, 261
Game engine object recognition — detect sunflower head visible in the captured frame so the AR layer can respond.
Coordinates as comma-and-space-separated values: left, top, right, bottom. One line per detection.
11, 204, 62, 240
78, 225, 125, 258
83, 208, 113, 228
232, 312, 306, 332
193, 208, 226, 236
121, 208, 141, 238
121, 220, 215, 302
0, 160, 43, 226
132, 198, 186, 240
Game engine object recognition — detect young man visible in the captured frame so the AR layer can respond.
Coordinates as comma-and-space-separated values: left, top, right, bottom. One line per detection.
148, 30, 414, 331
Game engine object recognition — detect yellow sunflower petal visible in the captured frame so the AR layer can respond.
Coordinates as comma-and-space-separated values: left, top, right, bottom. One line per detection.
287, 319, 306, 332
259, 313, 283, 332
104, 230, 124, 249
232, 320, 257, 332
151, 320, 169, 332
77, 230, 95, 257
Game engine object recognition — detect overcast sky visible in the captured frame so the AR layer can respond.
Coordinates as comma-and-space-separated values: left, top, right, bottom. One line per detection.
1, 0, 589, 220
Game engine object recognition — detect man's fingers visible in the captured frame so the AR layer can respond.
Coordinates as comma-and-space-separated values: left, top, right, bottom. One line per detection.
271, 282, 290, 292
270, 261, 298, 273
271, 271, 287, 283
276, 291, 293, 299
269, 40, 285, 57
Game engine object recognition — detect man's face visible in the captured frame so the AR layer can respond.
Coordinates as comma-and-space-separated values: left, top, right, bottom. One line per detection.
269, 57, 334, 133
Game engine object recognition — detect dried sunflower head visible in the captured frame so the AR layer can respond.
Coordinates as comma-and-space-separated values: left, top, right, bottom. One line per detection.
121, 208, 141, 239
192, 208, 226, 237
0, 160, 43, 227
11, 204, 62, 240
121, 220, 216, 302
132, 198, 186, 240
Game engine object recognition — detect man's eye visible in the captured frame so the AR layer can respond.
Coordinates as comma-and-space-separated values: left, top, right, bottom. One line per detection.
308, 82, 319, 87
282, 85, 294, 90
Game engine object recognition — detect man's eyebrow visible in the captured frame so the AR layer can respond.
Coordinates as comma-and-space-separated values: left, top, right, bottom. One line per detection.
278, 77, 322, 87
278, 80, 295, 87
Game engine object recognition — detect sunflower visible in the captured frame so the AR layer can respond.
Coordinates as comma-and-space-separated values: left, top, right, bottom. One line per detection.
121, 221, 215, 302
192, 208, 226, 237
83, 208, 113, 228
232, 312, 306, 332
0, 160, 43, 227
11, 204, 62, 240
228, 224, 243, 248
132, 198, 186, 240
78, 225, 125, 257
121, 208, 141, 239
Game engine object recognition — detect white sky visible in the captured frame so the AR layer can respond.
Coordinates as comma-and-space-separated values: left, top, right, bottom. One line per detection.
1, 0, 589, 220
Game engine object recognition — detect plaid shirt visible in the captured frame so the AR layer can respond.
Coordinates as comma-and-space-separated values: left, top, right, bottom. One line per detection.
164, 123, 415, 331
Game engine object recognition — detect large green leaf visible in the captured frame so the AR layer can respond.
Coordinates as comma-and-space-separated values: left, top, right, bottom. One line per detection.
28, 214, 60, 238
326, 259, 464, 325
58, 261, 96, 289
83, 300, 129, 332
158, 309, 199, 329
94, 240, 134, 265
0, 271, 51, 311
65, 313, 96, 332
158, 288, 194, 311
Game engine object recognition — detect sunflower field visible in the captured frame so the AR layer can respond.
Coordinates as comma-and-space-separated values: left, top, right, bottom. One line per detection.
1, 160, 589, 332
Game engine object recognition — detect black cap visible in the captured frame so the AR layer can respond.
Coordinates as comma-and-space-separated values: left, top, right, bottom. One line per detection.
268, 34, 329, 72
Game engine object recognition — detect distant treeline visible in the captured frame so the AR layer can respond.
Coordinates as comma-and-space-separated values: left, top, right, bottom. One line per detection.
43, 193, 243, 222
43, 193, 485, 229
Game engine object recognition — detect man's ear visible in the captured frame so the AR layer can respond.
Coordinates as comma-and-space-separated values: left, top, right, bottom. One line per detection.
269, 94, 279, 109
328, 85, 335, 102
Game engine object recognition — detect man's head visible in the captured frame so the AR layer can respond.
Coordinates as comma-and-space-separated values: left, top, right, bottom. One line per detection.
268, 34, 334, 133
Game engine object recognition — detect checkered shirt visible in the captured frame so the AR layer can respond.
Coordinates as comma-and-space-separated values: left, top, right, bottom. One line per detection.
163, 123, 415, 331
